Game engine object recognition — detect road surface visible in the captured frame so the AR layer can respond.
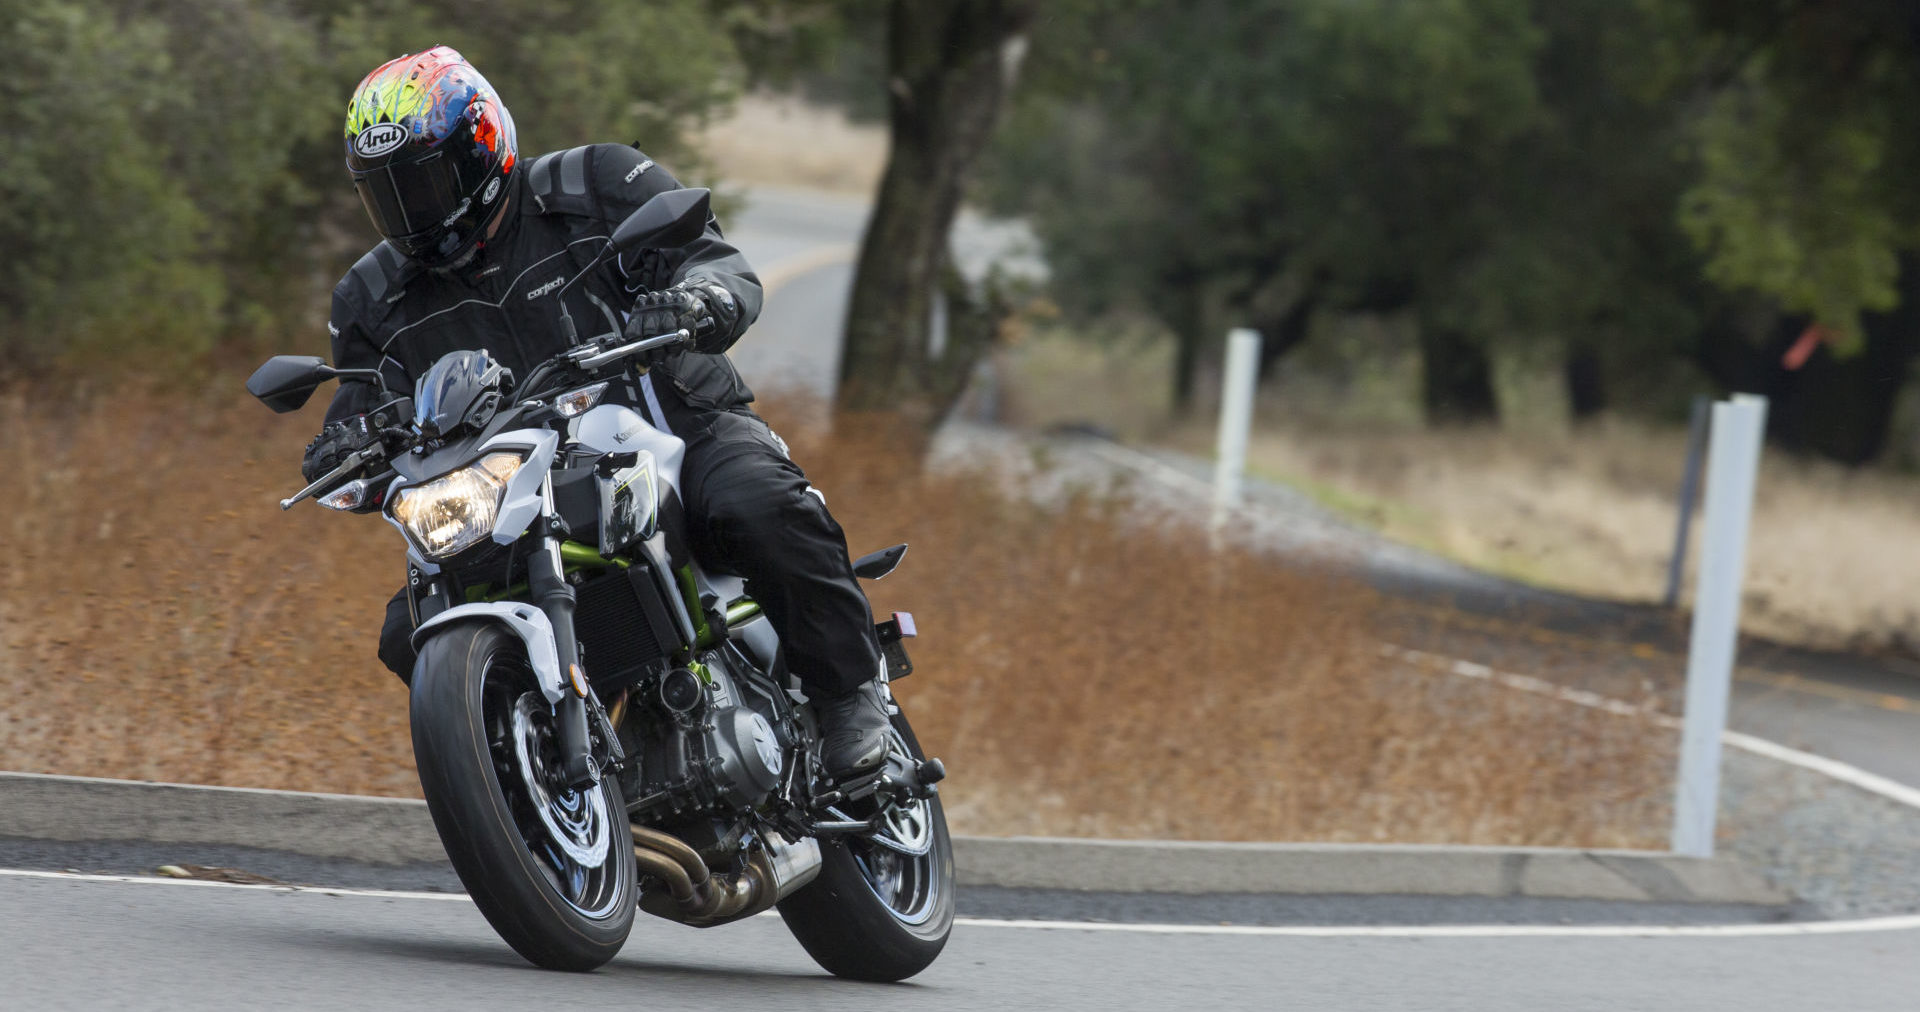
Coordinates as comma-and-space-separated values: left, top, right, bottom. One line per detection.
5, 872, 1916, 1011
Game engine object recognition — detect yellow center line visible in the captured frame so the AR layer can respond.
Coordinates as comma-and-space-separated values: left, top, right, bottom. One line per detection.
758, 244, 858, 297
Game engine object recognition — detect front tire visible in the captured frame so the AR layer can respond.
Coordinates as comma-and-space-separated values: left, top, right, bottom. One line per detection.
411, 622, 635, 971
778, 706, 954, 981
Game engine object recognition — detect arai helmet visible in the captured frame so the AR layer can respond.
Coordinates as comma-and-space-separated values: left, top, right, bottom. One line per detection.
344, 46, 518, 267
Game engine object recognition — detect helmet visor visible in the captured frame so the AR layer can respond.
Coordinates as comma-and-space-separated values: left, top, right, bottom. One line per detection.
353, 151, 470, 241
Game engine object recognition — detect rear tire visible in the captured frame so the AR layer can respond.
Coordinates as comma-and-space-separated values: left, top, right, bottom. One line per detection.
778, 706, 954, 981
411, 622, 635, 971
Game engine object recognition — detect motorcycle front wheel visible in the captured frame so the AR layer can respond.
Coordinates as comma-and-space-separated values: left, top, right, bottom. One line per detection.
778, 705, 955, 981
410, 622, 636, 971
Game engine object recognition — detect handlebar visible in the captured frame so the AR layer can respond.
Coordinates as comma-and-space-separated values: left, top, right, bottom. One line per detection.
277, 329, 692, 510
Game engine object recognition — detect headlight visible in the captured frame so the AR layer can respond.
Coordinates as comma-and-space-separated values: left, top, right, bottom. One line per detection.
388, 452, 524, 558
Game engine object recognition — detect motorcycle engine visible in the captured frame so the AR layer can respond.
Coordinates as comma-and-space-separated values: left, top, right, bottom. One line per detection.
628, 652, 789, 817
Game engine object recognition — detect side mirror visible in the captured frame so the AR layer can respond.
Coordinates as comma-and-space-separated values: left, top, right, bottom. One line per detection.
610, 188, 711, 254
246, 355, 336, 413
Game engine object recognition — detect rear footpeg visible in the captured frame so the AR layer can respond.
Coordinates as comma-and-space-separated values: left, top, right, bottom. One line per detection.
814, 754, 946, 812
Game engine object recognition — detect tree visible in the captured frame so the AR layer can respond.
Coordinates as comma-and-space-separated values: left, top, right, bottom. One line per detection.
0, 0, 744, 369
987, 0, 1714, 427
833, 0, 1039, 434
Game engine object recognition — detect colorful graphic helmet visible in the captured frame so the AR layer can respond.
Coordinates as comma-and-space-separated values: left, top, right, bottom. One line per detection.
344, 46, 518, 266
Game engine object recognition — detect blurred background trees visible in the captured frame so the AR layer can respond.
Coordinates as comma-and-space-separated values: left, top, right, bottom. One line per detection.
0, 0, 738, 367
7, 0, 1920, 465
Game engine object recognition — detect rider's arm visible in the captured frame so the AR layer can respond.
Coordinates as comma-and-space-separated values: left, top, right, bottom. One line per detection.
591, 144, 762, 355
322, 285, 405, 424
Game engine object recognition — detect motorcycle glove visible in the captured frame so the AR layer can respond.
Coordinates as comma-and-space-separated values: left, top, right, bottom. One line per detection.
300, 414, 374, 484
626, 280, 736, 348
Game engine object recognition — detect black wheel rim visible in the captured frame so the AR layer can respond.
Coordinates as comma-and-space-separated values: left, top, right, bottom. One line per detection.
480, 653, 623, 919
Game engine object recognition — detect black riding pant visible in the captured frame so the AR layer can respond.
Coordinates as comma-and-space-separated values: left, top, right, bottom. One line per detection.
378, 395, 881, 696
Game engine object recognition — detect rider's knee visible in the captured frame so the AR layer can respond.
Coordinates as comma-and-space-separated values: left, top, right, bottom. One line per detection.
378, 587, 416, 684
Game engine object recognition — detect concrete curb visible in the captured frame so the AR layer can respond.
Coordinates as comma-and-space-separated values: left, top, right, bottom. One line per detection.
0, 772, 1788, 905
952, 836, 1788, 904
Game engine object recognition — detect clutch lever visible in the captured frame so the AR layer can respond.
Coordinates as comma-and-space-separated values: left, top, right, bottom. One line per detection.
279, 446, 381, 511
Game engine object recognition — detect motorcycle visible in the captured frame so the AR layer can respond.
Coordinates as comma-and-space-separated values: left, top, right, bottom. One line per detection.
245, 188, 953, 980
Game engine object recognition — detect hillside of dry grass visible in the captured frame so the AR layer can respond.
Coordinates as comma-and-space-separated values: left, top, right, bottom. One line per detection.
0, 383, 1672, 846
997, 329, 1920, 660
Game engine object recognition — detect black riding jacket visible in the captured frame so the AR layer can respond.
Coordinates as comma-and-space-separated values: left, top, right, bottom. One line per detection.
322, 143, 763, 425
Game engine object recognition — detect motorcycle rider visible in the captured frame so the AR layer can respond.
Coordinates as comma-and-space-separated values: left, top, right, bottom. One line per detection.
302, 46, 892, 779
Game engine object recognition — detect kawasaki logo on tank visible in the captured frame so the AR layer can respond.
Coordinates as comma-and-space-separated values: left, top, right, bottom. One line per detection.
353, 123, 408, 159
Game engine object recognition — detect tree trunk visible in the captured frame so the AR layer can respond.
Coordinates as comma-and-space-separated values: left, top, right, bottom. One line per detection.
1692, 257, 1920, 465
836, 0, 1037, 433
1564, 343, 1606, 421
1419, 322, 1499, 425
1771, 266, 1920, 464
1254, 286, 1321, 381
1163, 281, 1210, 417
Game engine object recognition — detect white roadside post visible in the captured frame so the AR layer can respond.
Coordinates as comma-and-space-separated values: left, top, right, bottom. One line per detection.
1671, 393, 1768, 858
1212, 328, 1263, 535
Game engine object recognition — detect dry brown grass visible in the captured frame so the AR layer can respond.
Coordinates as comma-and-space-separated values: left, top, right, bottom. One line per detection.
0, 383, 1672, 846
0, 383, 412, 796
698, 93, 887, 194
996, 328, 1920, 657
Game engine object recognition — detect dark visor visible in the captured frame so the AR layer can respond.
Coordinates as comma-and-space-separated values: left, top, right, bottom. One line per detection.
351, 146, 487, 244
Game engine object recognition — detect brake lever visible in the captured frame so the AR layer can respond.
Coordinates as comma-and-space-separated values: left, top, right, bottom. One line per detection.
575, 328, 692, 371
279, 446, 381, 511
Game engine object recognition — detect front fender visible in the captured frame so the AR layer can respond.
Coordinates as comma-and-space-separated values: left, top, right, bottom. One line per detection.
411, 602, 567, 705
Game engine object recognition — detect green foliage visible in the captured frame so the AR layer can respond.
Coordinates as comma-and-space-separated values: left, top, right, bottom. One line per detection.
0, 0, 742, 368
1668, 2, 1920, 350
1, 1, 227, 362
986, 0, 1702, 408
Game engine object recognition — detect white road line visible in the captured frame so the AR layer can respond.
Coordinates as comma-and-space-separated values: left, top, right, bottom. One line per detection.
1722, 729, 1920, 811
0, 868, 469, 902
6, 868, 1916, 939
1382, 644, 1920, 812
955, 915, 1920, 939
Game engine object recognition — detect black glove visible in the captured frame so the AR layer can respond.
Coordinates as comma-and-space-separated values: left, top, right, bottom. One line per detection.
626, 280, 740, 347
626, 284, 707, 342
301, 414, 375, 484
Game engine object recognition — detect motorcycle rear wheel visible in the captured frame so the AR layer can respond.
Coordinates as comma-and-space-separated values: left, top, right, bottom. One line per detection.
411, 622, 636, 971
777, 706, 954, 981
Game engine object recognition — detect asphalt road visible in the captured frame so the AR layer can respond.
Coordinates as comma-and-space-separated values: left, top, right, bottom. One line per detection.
6, 872, 1916, 1012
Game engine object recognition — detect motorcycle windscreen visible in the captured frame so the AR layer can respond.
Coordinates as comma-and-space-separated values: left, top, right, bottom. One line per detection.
412, 350, 499, 436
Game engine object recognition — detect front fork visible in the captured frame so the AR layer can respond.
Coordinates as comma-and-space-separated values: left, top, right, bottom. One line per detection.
530, 475, 599, 789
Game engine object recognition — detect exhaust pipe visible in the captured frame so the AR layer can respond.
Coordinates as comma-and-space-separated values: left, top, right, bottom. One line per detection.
629, 824, 822, 928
